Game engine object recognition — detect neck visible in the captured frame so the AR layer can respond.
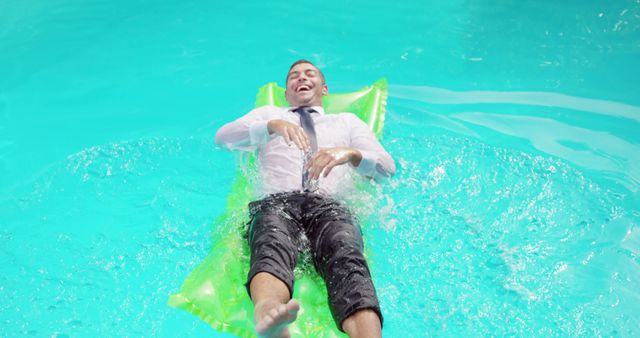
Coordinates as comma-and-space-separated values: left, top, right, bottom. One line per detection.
292, 102, 322, 108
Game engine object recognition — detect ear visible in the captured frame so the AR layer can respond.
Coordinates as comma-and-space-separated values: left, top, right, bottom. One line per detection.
322, 84, 328, 95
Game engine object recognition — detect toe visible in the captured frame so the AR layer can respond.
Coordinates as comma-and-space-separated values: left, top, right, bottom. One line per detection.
287, 300, 300, 314
278, 305, 287, 316
256, 317, 272, 332
268, 307, 279, 318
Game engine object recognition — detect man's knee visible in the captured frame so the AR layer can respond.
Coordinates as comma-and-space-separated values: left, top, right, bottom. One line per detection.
319, 223, 364, 255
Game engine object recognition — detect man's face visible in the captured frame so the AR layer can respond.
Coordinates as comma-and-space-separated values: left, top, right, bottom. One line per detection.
285, 63, 328, 107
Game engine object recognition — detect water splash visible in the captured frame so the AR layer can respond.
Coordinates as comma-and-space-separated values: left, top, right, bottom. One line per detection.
373, 134, 639, 336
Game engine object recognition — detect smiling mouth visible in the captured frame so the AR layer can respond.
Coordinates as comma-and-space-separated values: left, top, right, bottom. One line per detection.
296, 85, 312, 93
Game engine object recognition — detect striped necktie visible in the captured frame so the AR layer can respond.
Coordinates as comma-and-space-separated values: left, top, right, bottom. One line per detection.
293, 106, 318, 191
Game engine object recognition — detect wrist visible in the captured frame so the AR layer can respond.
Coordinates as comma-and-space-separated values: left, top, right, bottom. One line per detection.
350, 148, 363, 167
266, 120, 275, 135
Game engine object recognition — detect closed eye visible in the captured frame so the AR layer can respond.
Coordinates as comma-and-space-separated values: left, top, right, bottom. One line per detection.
287, 71, 300, 80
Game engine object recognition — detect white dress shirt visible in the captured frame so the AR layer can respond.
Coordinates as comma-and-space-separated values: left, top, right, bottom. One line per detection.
215, 105, 395, 198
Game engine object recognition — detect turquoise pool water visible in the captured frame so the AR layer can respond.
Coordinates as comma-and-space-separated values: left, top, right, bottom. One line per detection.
1, 1, 639, 336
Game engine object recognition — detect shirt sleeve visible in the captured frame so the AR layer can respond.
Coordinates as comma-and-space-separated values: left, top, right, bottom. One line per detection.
215, 106, 276, 151
345, 114, 396, 179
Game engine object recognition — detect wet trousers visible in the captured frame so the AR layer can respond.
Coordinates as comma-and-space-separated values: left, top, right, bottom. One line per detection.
245, 191, 383, 331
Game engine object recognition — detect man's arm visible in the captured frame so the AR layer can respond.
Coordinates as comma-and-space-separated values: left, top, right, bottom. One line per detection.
306, 114, 396, 180
348, 114, 396, 179
215, 106, 273, 151
266, 119, 310, 151
215, 105, 310, 152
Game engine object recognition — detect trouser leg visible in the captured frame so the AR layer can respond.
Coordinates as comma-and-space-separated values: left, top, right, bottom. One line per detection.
245, 195, 301, 299
303, 195, 383, 331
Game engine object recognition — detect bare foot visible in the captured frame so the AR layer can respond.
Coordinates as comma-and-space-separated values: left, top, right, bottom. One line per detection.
255, 299, 300, 338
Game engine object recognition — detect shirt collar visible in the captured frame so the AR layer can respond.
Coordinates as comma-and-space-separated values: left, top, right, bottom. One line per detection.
289, 106, 325, 115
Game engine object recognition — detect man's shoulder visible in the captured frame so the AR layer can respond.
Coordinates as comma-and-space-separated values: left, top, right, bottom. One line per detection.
331, 112, 366, 125
330, 111, 358, 119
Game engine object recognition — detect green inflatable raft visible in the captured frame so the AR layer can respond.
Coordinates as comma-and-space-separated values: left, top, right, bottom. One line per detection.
169, 78, 388, 337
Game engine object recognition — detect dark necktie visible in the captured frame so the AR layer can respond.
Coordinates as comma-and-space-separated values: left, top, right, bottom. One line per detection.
292, 106, 318, 191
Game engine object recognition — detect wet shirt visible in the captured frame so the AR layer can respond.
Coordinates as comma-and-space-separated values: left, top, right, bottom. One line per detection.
215, 105, 395, 197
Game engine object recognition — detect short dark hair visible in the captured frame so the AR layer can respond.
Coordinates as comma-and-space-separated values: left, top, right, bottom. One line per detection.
286, 59, 325, 83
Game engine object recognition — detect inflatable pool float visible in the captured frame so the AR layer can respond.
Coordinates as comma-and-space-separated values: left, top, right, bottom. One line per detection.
169, 78, 388, 337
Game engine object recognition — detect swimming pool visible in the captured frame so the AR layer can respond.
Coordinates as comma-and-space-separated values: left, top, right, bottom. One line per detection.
1, 0, 638, 336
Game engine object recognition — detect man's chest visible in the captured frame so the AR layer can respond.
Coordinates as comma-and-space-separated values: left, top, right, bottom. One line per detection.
314, 118, 350, 147
277, 113, 350, 146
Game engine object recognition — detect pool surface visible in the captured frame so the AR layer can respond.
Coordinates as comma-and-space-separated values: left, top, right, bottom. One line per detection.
1, 0, 639, 336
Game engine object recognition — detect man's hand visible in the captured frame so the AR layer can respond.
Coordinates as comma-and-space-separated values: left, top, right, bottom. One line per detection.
306, 147, 363, 180
267, 119, 310, 151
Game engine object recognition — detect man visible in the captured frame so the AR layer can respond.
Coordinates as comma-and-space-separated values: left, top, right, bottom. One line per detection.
215, 60, 395, 338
